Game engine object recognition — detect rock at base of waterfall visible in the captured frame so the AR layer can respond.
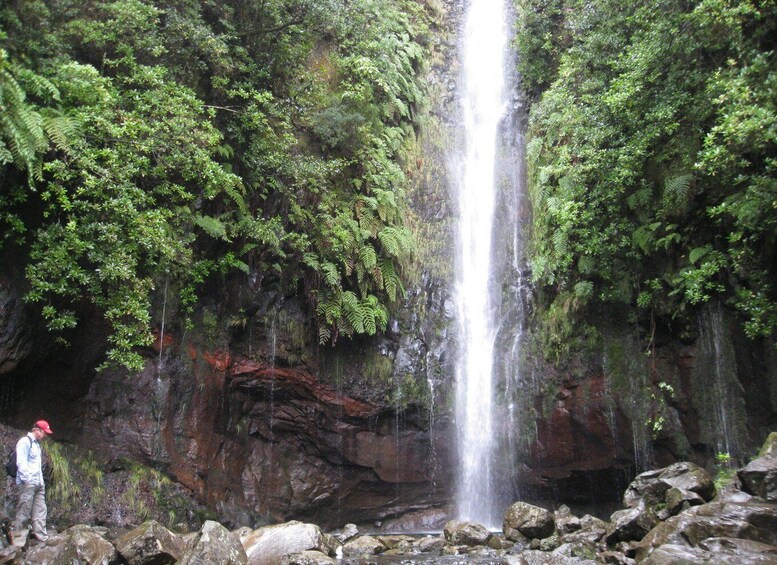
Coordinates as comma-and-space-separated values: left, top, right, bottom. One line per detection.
115, 520, 186, 565
606, 501, 659, 545
738, 454, 777, 501
442, 520, 492, 546
633, 500, 777, 562
503, 501, 555, 541
416, 535, 446, 553
342, 535, 386, 556
280, 550, 336, 565
24, 525, 116, 565
623, 462, 715, 509
179, 520, 247, 565
241, 521, 330, 565
335, 523, 359, 543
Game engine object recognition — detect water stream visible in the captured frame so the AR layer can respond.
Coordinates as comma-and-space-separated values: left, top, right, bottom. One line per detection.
454, 0, 523, 527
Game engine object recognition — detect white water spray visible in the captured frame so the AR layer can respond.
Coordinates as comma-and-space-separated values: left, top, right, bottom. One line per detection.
454, 0, 509, 527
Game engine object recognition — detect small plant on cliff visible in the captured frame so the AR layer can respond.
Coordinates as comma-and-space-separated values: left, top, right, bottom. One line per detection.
647, 381, 675, 439
714, 451, 736, 491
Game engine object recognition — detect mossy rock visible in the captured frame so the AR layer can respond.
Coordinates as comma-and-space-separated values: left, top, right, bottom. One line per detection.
758, 431, 777, 458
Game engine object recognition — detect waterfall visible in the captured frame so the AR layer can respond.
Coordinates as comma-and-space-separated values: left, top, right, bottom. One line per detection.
454, 0, 513, 527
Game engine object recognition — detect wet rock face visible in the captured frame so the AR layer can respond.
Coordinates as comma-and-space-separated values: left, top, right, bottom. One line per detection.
73, 348, 453, 528
0, 276, 34, 376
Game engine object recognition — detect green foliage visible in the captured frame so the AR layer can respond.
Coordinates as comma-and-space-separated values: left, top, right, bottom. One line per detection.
518, 0, 777, 353
714, 451, 735, 491
0, 0, 429, 368
43, 442, 81, 514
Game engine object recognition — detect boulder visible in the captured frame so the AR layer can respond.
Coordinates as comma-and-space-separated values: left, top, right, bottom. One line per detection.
178, 520, 247, 565
642, 537, 777, 565
342, 535, 386, 556
664, 487, 705, 516
487, 535, 514, 550
416, 535, 446, 553
606, 501, 658, 545
376, 535, 414, 551
635, 500, 777, 561
738, 454, 777, 501
241, 521, 330, 565
280, 550, 336, 565
443, 520, 492, 546
335, 523, 358, 543
623, 462, 715, 509
503, 502, 555, 541
598, 550, 634, 564
115, 520, 186, 565
554, 505, 581, 535
563, 514, 608, 545
640, 543, 713, 565
23, 526, 116, 565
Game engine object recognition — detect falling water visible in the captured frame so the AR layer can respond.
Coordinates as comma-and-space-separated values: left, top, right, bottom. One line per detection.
696, 302, 745, 461
454, 0, 510, 527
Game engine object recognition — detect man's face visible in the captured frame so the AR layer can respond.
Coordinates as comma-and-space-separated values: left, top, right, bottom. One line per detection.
32, 428, 47, 440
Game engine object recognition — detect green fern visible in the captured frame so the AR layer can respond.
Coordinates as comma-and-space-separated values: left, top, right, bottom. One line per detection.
42, 113, 81, 154
379, 259, 404, 302
359, 244, 377, 270
663, 174, 693, 208
322, 261, 340, 288
194, 214, 228, 240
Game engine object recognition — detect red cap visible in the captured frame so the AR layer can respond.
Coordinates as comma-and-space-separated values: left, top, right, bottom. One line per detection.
34, 420, 53, 435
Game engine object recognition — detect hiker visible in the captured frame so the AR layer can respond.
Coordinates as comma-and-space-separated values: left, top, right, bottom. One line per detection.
13, 420, 53, 542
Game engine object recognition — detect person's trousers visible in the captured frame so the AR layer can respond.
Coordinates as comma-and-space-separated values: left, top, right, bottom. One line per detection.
14, 482, 47, 537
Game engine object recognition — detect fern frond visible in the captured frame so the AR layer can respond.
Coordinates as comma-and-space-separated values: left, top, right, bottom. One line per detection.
318, 325, 332, 345
378, 227, 400, 257
15, 67, 59, 102
42, 113, 81, 154
341, 290, 364, 334
359, 245, 377, 270
322, 261, 340, 289
379, 259, 403, 302
302, 252, 320, 270
663, 174, 693, 207
194, 214, 228, 240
